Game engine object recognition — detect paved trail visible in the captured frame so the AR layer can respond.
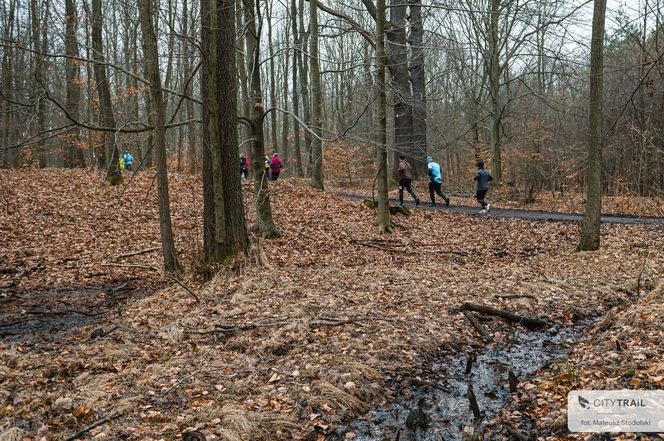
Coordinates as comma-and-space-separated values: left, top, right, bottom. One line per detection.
337, 192, 664, 226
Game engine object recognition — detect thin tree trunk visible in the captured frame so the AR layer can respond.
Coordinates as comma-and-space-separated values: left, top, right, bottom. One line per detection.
290, 0, 303, 177
488, 0, 502, 184
309, 0, 324, 190
267, 0, 278, 152
298, 0, 312, 176
138, 0, 180, 272
1, 0, 16, 168
578, 0, 606, 252
91, 0, 122, 184
182, 0, 196, 174
243, 0, 280, 237
375, 0, 391, 233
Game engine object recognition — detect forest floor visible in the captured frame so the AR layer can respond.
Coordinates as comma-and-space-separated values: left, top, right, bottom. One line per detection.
0, 169, 662, 440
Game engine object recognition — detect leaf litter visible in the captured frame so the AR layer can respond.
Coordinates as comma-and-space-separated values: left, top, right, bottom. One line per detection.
0, 169, 662, 440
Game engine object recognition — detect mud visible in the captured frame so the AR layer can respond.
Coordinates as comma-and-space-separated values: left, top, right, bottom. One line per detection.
348, 321, 589, 441
0, 284, 153, 344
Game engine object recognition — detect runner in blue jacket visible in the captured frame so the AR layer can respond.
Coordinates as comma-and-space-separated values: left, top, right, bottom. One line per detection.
427, 156, 450, 206
474, 160, 493, 213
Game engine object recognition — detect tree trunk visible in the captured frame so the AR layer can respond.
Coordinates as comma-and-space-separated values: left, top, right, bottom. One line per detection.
375, 0, 391, 233
280, 53, 290, 175
91, 0, 122, 184
267, 0, 278, 153
290, 0, 303, 177
386, 0, 413, 179
488, 0, 502, 184
408, 0, 427, 176
182, 0, 196, 174
298, 0, 312, 176
1, 0, 16, 168
243, 0, 280, 237
309, 0, 324, 190
215, 0, 248, 258
64, 0, 85, 167
201, 0, 216, 262
577, 0, 606, 252
138, 0, 180, 272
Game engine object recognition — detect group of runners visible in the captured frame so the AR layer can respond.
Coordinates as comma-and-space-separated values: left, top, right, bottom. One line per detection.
239, 153, 282, 181
239, 151, 493, 213
397, 155, 493, 214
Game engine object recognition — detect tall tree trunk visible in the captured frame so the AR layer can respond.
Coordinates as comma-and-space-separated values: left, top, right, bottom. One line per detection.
182, 0, 196, 174
409, 0, 427, 176
488, 0, 502, 184
577, 0, 606, 251
1, 0, 16, 168
298, 0, 312, 176
64, 0, 85, 167
138, 0, 180, 272
201, 0, 216, 262
91, 0, 122, 184
290, 0, 303, 177
215, 0, 248, 258
375, 0, 391, 233
280, 54, 290, 174
386, 0, 413, 179
243, 0, 280, 237
309, 0, 324, 190
30, 0, 48, 167
267, 0, 278, 152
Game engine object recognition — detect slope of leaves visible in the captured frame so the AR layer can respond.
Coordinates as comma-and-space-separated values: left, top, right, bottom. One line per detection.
0, 170, 662, 440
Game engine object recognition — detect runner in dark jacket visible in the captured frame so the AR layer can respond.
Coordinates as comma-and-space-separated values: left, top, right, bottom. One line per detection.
474, 160, 493, 213
397, 155, 419, 206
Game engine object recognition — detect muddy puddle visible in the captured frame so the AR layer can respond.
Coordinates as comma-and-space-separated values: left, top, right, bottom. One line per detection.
0, 284, 153, 343
349, 322, 586, 441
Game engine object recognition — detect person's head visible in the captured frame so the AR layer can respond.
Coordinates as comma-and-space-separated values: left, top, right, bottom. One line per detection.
399, 155, 405, 160
426, 156, 433, 163
476, 160, 484, 169
273, 153, 279, 158
124, 150, 128, 154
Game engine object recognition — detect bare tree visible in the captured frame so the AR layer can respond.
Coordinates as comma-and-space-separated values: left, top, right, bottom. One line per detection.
578, 0, 607, 251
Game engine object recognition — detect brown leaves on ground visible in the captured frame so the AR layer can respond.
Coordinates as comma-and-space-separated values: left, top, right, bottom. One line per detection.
0, 170, 662, 440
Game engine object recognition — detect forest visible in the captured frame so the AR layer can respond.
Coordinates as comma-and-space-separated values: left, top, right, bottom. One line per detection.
0, 0, 663, 439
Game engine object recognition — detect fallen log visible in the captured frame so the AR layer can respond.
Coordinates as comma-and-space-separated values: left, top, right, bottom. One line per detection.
463, 311, 492, 341
462, 302, 547, 329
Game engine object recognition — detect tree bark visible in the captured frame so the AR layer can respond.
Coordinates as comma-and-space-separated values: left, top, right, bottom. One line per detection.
309, 0, 324, 190
91, 0, 122, 184
138, 0, 180, 272
243, 0, 280, 237
408, 0, 427, 176
64, 0, 85, 167
201, 0, 216, 262
578, 0, 606, 251
375, 0, 391, 233
182, 0, 196, 174
386, 0, 413, 179
290, 0, 303, 177
488, 0, 502, 184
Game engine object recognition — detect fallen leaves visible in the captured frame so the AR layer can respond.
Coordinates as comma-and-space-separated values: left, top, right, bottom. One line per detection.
0, 170, 662, 440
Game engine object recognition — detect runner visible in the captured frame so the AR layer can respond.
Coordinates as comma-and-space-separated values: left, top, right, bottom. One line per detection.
427, 156, 450, 207
474, 160, 493, 214
397, 155, 419, 206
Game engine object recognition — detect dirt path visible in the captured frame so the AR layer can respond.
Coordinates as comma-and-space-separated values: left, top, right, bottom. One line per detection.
337, 192, 664, 225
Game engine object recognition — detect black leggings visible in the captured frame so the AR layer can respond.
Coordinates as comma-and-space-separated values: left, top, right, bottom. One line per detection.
398, 179, 418, 204
429, 182, 447, 204
476, 189, 488, 209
